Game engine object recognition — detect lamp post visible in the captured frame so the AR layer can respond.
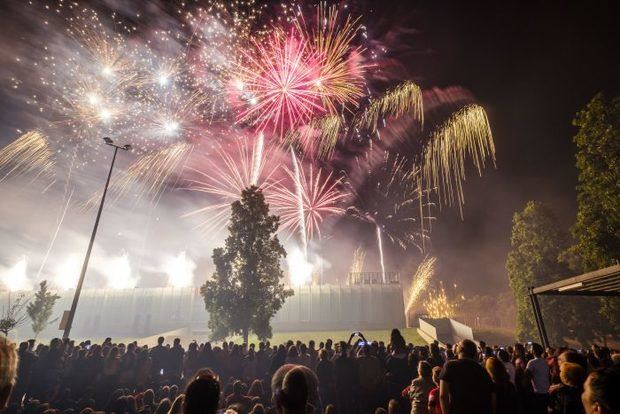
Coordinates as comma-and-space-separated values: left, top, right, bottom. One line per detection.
62, 137, 131, 339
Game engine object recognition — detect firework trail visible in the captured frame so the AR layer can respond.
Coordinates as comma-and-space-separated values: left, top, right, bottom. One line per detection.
422, 104, 495, 215
0, 131, 54, 184
84, 143, 193, 209
251, 132, 265, 185
376, 224, 386, 283
290, 148, 308, 255
405, 256, 436, 321
34, 188, 74, 281
356, 81, 424, 133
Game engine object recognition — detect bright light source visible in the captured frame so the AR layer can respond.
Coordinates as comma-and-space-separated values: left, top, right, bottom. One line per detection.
101, 66, 114, 77
163, 120, 179, 135
54, 254, 81, 290
105, 254, 136, 289
99, 108, 112, 122
1, 256, 30, 292
157, 73, 170, 86
87, 93, 101, 105
287, 247, 312, 287
164, 251, 196, 288
234, 78, 244, 91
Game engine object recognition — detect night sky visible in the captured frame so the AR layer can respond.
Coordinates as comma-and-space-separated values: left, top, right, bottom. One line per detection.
0, 0, 618, 294
408, 0, 620, 292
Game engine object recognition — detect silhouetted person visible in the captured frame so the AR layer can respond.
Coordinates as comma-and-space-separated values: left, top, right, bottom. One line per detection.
333, 342, 357, 414
184, 369, 220, 414
439, 339, 494, 414
150, 337, 168, 379
274, 367, 308, 414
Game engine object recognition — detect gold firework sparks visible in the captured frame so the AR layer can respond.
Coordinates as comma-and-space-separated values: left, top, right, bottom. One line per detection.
296, 2, 366, 114
356, 81, 423, 133
0, 131, 54, 183
347, 246, 366, 284
425, 281, 461, 319
405, 255, 436, 316
422, 104, 495, 215
84, 143, 192, 209
285, 114, 343, 159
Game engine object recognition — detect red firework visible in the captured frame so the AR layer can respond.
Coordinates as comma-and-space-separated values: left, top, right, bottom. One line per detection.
269, 163, 347, 240
231, 29, 324, 137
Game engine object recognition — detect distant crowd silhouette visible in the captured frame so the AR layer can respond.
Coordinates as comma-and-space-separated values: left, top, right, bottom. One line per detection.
1, 329, 619, 414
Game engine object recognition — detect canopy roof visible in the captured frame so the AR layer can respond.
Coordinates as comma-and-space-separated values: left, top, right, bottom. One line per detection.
532, 264, 620, 297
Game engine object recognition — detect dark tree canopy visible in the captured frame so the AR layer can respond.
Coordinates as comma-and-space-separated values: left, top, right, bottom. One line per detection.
201, 186, 292, 343
567, 93, 620, 331
569, 93, 620, 271
506, 201, 569, 344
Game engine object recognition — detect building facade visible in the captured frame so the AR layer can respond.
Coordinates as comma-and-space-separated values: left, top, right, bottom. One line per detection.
2, 283, 406, 340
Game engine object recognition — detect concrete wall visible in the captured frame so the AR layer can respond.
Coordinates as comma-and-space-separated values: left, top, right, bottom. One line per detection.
417, 317, 475, 345
1, 284, 406, 340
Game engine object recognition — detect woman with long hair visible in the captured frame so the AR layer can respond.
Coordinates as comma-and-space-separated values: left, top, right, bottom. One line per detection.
485, 357, 519, 414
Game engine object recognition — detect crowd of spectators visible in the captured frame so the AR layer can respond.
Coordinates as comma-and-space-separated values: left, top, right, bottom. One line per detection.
0, 329, 619, 414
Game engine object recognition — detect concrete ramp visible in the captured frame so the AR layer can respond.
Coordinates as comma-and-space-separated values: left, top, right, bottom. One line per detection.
417, 317, 474, 346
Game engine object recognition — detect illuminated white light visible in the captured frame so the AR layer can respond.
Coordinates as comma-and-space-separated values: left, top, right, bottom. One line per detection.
105, 254, 136, 289
249, 97, 258, 106
164, 251, 196, 288
101, 66, 114, 77
234, 78, 244, 91
0, 256, 30, 292
163, 120, 179, 135
287, 247, 312, 287
87, 93, 101, 105
99, 108, 112, 122
54, 254, 81, 290
157, 73, 170, 86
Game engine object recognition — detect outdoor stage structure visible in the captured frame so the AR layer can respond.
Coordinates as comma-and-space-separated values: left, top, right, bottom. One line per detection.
2, 276, 406, 340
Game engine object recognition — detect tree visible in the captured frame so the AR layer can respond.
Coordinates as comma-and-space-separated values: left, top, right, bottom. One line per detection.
26, 280, 60, 339
506, 201, 570, 344
201, 186, 293, 343
0, 293, 30, 341
567, 93, 620, 331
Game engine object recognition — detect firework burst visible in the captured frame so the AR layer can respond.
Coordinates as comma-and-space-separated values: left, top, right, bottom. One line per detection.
270, 155, 347, 241
231, 29, 324, 136
295, 3, 366, 114
184, 135, 279, 233
347, 151, 431, 252
0, 131, 54, 183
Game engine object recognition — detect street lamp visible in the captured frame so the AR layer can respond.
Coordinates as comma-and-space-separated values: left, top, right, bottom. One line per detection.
62, 137, 131, 339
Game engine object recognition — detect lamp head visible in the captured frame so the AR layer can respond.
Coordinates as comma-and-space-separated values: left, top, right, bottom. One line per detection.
123, 144, 132, 151
103, 137, 113, 145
